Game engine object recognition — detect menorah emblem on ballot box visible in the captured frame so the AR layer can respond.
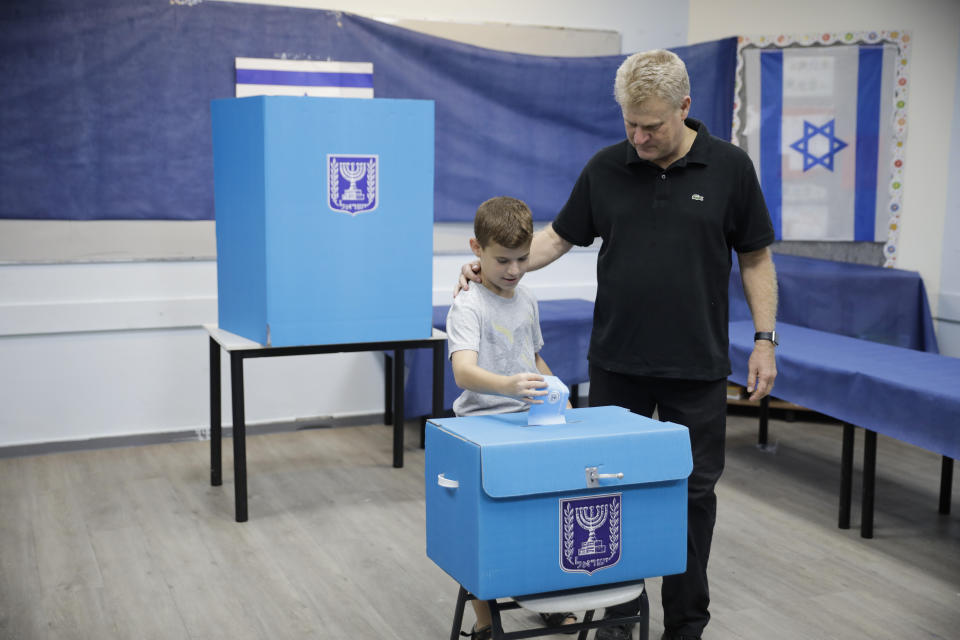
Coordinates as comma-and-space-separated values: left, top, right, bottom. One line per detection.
328, 154, 379, 215
561, 493, 622, 574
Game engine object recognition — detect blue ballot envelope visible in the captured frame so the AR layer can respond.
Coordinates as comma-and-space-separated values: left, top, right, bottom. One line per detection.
211, 96, 434, 346
425, 406, 692, 599
527, 375, 569, 426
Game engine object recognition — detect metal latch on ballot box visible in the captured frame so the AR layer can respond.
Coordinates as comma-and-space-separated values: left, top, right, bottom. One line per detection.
585, 466, 624, 488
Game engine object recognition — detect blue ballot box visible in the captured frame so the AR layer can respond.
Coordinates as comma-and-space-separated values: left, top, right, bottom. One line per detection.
211, 96, 434, 346
425, 406, 692, 600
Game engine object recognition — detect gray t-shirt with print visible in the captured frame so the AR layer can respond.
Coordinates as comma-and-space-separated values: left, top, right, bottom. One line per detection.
446, 283, 544, 416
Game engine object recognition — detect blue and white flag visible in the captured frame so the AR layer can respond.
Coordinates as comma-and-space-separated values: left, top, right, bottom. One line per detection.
235, 57, 374, 98
741, 44, 896, 241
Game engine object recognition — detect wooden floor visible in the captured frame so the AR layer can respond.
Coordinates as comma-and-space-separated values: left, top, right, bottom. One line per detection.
1, 413, 958, 640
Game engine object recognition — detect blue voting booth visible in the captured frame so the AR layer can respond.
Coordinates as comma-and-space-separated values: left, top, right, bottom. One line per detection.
425, 406, 692, 600
211, 96, 434, 346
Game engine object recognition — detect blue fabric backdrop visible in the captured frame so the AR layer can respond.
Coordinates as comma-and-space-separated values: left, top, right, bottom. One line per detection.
0, 1, 736, 221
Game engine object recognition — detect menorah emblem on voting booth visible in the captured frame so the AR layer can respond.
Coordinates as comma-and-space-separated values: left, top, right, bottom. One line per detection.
328, 154, 378, 215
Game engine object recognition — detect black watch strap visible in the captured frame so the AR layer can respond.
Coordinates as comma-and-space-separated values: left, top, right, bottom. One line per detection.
754, 331, 778, 346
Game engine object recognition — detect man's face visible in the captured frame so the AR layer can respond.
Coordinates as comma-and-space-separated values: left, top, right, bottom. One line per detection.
470, 239, 531, 298
622, 95, 691, 166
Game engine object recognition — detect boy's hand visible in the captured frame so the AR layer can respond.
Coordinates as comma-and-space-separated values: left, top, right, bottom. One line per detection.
503, 373, 548, 403
454, 261, 482, 297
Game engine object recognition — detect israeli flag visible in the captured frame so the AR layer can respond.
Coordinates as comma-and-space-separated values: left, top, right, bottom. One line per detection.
741, 44, 896, 241
235, 58, 374, 98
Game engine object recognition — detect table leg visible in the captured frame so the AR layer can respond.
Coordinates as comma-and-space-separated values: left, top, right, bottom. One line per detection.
230, 353, 248, 523
758, 395, 770, 447
839, 423, 854, 529
940, 456, 954, 515
209, 337, 222, 487
861, 429, 877, 538
392, 348, 405, 468
427, 341, 444, 448
384, 352, 393, 425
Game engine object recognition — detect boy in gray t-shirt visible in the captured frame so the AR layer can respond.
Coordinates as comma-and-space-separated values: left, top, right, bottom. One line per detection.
447, 282, 544, 416
446, 196, 576, 638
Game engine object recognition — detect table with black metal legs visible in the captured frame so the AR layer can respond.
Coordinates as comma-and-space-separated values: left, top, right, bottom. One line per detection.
205, 324, 446, 522
731, 321, 959, 539
752, 378, 954, 539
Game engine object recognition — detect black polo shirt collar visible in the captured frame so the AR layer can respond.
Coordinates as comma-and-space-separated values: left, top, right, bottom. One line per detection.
624, 118, 712, 170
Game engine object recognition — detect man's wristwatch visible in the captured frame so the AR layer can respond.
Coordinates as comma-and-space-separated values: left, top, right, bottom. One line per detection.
754, 331, 778, 346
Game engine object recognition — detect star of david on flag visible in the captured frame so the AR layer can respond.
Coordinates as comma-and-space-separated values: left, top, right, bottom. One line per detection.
740, 43, 897, 241
790, 119, 847, 171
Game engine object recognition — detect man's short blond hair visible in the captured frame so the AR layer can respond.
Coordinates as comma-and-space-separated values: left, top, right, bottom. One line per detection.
474, 196, 534, 249
613, 49, 690, 110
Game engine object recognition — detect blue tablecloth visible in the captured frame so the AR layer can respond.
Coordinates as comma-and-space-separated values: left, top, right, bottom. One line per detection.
730, 254, 938, 352
404, 255, 938, 418
402, 299, 594, 418
728, 320, 960, 460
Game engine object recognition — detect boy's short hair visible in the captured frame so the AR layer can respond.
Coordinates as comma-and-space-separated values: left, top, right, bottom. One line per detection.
474, 196, 534, 249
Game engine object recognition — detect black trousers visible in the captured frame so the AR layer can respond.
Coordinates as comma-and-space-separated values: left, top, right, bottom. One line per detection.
589, 364, 727, 639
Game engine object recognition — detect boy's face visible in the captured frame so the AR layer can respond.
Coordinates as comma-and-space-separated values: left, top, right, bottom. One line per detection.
469, 238, 531, 298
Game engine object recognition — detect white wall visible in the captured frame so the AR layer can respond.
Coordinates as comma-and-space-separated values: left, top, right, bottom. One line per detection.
0, 1, 684, 449
936, 40, 960, 356
0, 252, 600, 448
689, 0, 960, 355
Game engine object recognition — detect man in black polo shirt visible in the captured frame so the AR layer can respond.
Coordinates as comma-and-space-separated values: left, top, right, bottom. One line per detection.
459, 49, 778, 640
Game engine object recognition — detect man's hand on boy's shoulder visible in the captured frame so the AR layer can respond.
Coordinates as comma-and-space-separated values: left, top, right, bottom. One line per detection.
454, 261, 483, 297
